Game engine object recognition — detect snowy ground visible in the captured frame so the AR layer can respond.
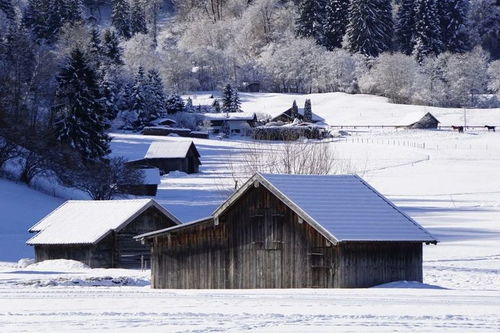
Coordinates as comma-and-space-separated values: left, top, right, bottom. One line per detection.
1, 92, 500, 331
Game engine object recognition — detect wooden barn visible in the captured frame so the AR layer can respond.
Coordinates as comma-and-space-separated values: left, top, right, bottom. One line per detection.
407, 112, 440, 129
137, 173, 437, 289
27, 199, 180, 268
127, 141, 201, 175
119, 168, 160, 196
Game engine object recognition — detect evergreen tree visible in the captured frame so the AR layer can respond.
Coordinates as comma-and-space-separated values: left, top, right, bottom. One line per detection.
102, 29, 124, 66
296, 0, 327, 45
346, 0, 393, 57
0, 0, 15, 21
23, 0, 51, 41
222, 84, 233, 113
303, 99, 312, 122
324, 0, 350, 50
88, 28, 102, 69
230, 87, 241, 112
165, 94, 185, 114
130, 0, 148, 36
438, 0, 470, 53
413, 0, 443, 63
185, 97, 193, 112
395, 0, 416, 55
145, 68, 166, 119
130, 66, 148, 129
54, 48, 110, 160
291, 100, 299, 118
63, 0, 83, 24
111, 0, 131, 39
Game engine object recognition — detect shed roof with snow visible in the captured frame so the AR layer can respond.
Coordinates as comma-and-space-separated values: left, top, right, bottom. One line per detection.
28, 199, 180, 245
138, 173, 436, 244
145, 141, 200, 159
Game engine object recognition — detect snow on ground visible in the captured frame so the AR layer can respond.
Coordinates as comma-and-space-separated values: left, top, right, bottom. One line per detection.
1, 93, 500, 331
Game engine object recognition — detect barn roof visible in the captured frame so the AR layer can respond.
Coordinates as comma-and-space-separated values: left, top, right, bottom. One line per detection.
202, 112, 256, 121
145, 141, 199, 159
212, 173, 436, 244
136, 173, 437, 245
27, 199, 181, 245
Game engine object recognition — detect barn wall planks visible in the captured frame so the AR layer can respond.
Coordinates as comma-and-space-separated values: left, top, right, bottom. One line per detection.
150, 186, 423, 289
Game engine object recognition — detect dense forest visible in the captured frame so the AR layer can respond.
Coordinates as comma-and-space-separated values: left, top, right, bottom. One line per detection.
0, 0, 499, 197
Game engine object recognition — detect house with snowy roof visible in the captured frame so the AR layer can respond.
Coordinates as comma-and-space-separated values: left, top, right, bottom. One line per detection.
136, 173, 437, 289
27, 199, 180, 268
127, 141, 201, 174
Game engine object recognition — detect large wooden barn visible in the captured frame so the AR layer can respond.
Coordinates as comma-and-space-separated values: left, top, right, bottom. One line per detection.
127, 141, 201, 174
137, 173, 437, 289
27, 199, 180, 268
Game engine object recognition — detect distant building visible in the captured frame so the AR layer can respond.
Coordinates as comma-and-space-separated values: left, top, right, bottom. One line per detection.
137, 173, 437, 289
27, 199, 180, 268
127, 141, 201, 174
271, 107, 323, 124
407, 112, 440, 129
203, 112, 257, 135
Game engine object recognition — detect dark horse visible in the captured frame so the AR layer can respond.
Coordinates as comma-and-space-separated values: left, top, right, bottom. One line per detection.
485, 125, 496, 132
451, 125, 464, 133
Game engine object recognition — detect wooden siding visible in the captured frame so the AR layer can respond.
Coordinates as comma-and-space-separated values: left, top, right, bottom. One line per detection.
127, 150, 200, 174
34, 206, 177, 268
151, 186, 423, 289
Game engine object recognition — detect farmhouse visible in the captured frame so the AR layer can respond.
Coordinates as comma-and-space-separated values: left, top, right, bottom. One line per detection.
204, 112, 257, 135
407, 112, 440, 129
137, 173, 437, 289
27, 199, 180, 268
271, 107, 323, 124
127, 141, 201, 174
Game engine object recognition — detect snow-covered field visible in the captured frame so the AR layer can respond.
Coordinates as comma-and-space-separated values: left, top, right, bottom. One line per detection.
1, 92, 500, 331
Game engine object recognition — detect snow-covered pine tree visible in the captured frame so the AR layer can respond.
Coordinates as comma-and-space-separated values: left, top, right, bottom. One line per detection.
413, 0, 443, 63
296, 0, 327, 45
468, 0, 500, 58
23, 0, 52, 41
130, 66, 148, 130
230, 87, 241, 112
165, 95, 185, 114
291, 100, 299, 118
0, 0, 15, 21
438, 0, 470, 53
303, 99, 312, 122
102, 29, 124, 66
324, 0, 350, 50
111, 0, 131, 39
222, 84, 233, 113
130, 0, 148, 36
88, 28, 102, 69
346, 0, 393, 57
63, 0, 83, 24
395, 0, 416, 55
100, 74, 119, 124
146, 68, 166, 119
185, 97, 193, 112
54, 48, 110, 161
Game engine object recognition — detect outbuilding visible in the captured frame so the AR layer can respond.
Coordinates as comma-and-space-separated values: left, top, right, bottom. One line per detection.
27, 199, 180, 268
137, 173, 437, 289
119, 168, 160, 196
127, 141, 201, 174
407, 112, 440, 129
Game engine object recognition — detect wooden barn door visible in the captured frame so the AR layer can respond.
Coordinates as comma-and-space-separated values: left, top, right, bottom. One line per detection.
252, 208, 284, 288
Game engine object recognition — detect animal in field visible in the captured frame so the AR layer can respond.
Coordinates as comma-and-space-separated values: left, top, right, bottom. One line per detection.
451, 125, 464, 133
484, 125, 496, 132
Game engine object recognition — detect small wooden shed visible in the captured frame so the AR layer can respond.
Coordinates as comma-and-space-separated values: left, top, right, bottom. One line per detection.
137, 173, 437, 289
407, 112, 440, 129
27, 199, 180, 268
271, 108, 323, 124
127, 141, 201, 175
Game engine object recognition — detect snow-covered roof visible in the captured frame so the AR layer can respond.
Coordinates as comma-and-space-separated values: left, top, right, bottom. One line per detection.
27, 199, 180, 245
202, 112, 256, 121
144, 141, 198, 159
213, 173, 436, 244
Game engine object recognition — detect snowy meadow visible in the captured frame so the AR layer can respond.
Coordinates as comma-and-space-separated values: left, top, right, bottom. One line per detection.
1, 93, 500, 331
